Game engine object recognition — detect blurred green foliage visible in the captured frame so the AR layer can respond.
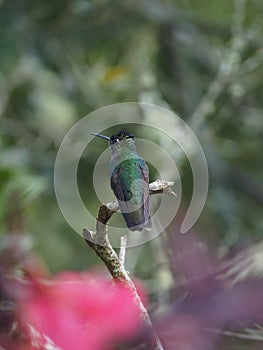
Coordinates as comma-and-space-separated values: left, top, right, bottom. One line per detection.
0, 0, 263, 282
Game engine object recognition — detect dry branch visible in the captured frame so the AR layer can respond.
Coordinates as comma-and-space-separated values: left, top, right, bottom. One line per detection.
83, 180, 174, 350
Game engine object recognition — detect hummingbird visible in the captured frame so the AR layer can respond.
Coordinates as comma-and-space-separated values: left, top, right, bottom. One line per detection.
91, 130, 151, 231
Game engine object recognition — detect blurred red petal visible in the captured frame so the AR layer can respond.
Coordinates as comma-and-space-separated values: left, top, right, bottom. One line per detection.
18, 272, 141, 350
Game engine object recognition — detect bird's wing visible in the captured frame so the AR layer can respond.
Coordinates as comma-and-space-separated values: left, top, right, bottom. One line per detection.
110, 158, 151, 230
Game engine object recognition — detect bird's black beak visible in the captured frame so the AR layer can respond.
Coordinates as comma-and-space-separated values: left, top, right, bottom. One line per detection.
90, 132, 111, 141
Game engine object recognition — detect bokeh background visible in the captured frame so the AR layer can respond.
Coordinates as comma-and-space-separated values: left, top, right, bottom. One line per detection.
1, 0, 263, 347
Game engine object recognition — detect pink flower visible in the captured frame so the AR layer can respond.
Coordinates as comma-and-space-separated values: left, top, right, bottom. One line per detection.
19, 272, 141, 350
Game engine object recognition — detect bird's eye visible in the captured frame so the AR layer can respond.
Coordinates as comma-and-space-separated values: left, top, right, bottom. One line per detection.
111, 138, 119, 144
